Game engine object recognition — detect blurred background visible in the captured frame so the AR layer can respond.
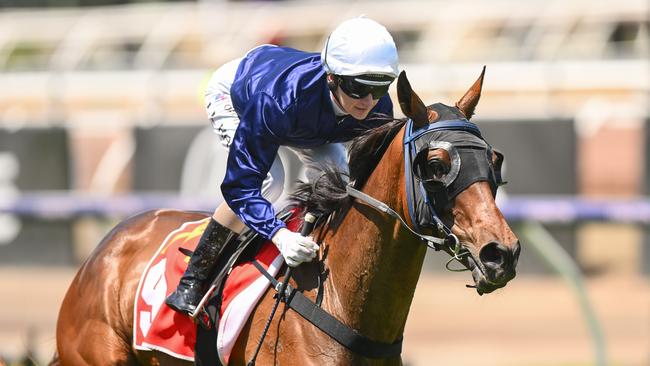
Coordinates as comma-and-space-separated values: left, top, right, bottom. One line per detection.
0, 0, 648, 365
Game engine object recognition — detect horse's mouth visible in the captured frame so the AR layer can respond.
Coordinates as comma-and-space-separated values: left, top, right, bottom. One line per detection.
465, 250, 515, 296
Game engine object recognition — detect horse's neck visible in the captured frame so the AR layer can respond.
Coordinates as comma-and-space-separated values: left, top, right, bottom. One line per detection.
324, 127, 427, 343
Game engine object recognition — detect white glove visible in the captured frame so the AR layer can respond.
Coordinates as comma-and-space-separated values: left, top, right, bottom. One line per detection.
271, 228, 319, 267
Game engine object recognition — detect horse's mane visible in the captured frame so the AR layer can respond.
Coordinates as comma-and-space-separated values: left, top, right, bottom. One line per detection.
290, 115, 406, 229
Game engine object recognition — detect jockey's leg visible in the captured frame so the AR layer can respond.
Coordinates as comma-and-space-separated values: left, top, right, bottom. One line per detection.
164, 217, 239, 316
165, 58, 243, 316
165, 157, 284, 316
167, 56, 287, 316
213, 203, 246, 233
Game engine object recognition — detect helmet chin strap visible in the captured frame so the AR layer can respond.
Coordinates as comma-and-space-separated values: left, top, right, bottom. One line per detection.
331, 92, 347, 115
327, 76, 349, 117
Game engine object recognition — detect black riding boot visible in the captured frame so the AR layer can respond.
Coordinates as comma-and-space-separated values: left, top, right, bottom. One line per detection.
165, 218, 238, 316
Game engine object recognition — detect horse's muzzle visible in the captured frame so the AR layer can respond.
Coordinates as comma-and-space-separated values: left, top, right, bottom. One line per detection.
468, 240, 521, 295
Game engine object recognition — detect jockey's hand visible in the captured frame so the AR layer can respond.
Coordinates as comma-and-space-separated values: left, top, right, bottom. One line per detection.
271, 228, 318, 267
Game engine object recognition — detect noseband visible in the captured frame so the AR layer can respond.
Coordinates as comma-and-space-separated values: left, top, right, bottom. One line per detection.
347, 117, 504, 270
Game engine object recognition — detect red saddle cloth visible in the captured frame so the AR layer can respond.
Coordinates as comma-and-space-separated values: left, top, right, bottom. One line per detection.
133, 213, 301, 363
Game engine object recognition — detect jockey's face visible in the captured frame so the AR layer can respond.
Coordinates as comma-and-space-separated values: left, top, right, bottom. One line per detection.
336, 87, 378, 120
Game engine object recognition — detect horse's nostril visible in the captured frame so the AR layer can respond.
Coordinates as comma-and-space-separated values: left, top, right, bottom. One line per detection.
479, 241, 505, 267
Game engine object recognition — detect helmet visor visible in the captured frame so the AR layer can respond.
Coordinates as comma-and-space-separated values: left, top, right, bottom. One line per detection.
336, 74, 394, 100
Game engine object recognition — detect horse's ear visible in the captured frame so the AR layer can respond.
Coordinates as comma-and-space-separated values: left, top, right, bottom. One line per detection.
397, 71, 429, 128
456, 66, 486, 120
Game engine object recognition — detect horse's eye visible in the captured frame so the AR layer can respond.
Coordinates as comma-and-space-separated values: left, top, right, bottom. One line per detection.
426, 158, 449, 179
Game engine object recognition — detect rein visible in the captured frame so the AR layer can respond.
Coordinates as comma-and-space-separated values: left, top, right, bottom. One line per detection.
345, 185, 467, 269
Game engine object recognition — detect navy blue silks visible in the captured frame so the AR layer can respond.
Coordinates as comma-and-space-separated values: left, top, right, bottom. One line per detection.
222, 45, 394, 239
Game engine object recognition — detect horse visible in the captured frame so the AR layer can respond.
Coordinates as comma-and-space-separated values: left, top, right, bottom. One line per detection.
53, 69, 520, 366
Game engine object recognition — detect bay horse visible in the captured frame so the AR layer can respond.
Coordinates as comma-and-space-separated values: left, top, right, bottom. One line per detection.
53, 70, 520, 365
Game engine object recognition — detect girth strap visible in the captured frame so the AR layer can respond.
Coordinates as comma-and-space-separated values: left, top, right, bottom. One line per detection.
252, 261, 403, 359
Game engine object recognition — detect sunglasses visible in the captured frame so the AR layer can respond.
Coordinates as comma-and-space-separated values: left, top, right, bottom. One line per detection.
335, 75, 394, 100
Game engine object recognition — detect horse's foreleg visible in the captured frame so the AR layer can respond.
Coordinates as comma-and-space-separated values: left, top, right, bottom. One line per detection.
57, 284, 138, 366
57, 317, 138, 366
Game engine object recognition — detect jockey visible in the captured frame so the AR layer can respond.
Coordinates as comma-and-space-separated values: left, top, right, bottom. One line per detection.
166, 17, 400, 316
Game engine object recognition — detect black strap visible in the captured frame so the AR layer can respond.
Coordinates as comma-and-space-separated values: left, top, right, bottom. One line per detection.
252, 261, 403, 359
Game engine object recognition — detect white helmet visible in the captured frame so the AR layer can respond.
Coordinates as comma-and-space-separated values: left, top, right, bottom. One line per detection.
322, 17, 399, 78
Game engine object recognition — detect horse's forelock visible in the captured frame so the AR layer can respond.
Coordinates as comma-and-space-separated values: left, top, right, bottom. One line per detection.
427, 103, 466, 122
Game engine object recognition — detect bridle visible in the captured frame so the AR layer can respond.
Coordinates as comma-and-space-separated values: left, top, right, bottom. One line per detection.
347, 117, 504, 271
